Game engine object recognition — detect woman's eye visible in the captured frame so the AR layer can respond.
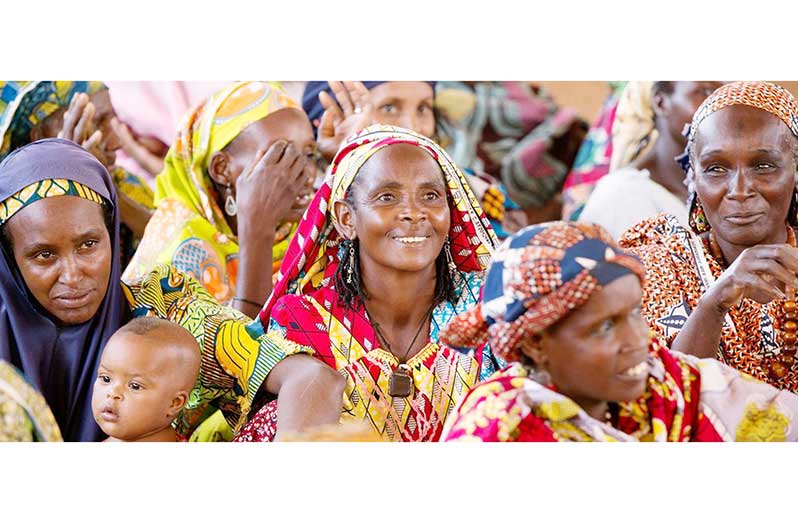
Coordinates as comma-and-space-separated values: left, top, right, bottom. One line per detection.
377, 193, 396, 202
82, 239, 98, 249
594, 318, 615, 335
755, 162, 775, 170
424, 191, 441, 200
418, 104, 431, 114
703, 165, 726, 175
379, 104, 396, 114
36, 250, 54, 260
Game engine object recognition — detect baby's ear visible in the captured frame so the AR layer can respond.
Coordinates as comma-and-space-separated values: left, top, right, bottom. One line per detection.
166, 391, 189, 419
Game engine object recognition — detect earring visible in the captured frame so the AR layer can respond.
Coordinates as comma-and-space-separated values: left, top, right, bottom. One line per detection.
444, 237, 458, 282
346, 239, 355, 284
530, 367, 551, 386
688, 192, 709, 234
224, 185, 237, 217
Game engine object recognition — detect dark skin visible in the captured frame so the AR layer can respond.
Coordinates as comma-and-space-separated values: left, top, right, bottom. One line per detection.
3, 194, 344, 438
522, 274, 650, 421
671, 105, 798, 358
206, 107, 316, 318
30, 90, 154, 238
333, 144, 450, 362
316, 81, 435, 163
634, 81, 724, 202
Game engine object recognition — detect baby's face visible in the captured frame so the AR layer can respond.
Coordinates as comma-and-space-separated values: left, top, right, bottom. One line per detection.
91, 333, 182, 441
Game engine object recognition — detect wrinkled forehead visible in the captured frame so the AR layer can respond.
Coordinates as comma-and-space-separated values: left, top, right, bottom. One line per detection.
357, 142, 445, 184
693, 105, 795, 155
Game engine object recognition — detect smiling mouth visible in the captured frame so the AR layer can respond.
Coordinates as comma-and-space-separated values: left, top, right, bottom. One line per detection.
393, 236, 431, 244
619, 361, 648, 378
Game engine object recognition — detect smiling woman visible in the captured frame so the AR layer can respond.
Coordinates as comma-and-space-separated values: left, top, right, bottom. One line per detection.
440, 221, 798, 442
234, 125, 501, 442
620, 81, 798, 391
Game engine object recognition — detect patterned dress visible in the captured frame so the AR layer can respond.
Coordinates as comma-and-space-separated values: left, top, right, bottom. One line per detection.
442, 336, 798, 442
619, 213, 798, 392
234, 273, 500, 442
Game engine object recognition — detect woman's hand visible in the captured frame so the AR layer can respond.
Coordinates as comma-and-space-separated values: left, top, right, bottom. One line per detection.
58, 93, 111, 166
110, 118, 167, 177
317, 81, 375, 162
235, 140, 314, 240
705, 244, 798, 313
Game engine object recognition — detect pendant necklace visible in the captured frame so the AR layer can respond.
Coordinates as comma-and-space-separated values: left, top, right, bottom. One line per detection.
369, 303, 436, 398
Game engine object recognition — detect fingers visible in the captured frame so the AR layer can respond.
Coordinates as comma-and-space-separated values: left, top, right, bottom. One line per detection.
318, 91, 343, 125
329, 81, 355, 116
346, 81, 372, 113
72, 102, 96, 144
83, 130, 103, 152
59, 93, 89, 141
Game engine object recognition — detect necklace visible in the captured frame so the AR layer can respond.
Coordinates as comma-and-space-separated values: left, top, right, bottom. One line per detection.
708, 226, 798, 382
368, 303, 436, 398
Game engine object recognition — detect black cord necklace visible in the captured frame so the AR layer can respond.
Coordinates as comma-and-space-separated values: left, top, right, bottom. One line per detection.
368, 303, 436, 398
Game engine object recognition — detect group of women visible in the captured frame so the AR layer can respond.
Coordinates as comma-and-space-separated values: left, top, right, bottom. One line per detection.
2, 79, 798, 443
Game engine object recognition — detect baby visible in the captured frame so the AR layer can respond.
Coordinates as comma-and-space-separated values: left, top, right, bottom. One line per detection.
91, 317, 200, 442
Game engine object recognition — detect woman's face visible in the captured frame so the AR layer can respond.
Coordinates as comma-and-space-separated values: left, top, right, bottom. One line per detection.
694, 105, 797, 247
3, 195, 113, 325
216, 107, 317, 223
526, 273, 649, 407
657, 81, 724, 144
336, 143, 451, 277
369, 82, 435, 138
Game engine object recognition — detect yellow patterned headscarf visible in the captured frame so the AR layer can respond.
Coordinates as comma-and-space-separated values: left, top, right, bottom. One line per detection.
154, 81, 297, 237
609, 81, 656, 171
0, 178, 104, 225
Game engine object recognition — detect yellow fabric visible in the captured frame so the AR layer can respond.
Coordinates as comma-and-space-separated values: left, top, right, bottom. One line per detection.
609, 81, 657, 171
122, 82, 299, 304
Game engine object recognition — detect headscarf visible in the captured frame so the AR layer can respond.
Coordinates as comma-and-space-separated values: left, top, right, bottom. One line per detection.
435, 81, 583, 209
439, 221, 645, 363
608, 81, 657, 171
680, 81, 798, 233
0, 81, 106, 161
0, 138, 124, 442
301, 81, 437, 136
259, 124, 499, 323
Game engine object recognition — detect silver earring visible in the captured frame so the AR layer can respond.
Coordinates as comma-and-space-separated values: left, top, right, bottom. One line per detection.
224, 185, 237, 216
444, 237, 458, 281
346, 240, 355, 284
530, 368, 551, 386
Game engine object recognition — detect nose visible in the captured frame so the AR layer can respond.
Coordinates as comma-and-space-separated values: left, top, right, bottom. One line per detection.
58, 254, 84, 286
399, 195, 427, 223
106, 385, 123, 400
726, 168, 755, 202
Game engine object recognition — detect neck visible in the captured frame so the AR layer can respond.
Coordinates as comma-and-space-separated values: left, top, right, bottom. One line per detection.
636, 135, 689, 202
575, 398, 609, 422
360, 263, 437, 328
106, 425, 178, 443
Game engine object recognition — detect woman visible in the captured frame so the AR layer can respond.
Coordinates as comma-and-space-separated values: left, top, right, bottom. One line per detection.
440, 221, 798, 442
579, 81, 723, 238
122, 82, 317, 318
0, 80, 155, 265
0, 360, 62, 442
619, 81, 798, 391
0, 138, 343, 441
234, 125, 501, 442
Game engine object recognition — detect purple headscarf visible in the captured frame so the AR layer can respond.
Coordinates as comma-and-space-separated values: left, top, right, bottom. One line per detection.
0, 138, 125, 441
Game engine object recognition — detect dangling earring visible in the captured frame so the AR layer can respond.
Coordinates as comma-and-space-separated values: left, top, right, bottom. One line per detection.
444, 237, 458, 282
688, 192, 709, 234
346, 239, 355, 284
789, 188, 798, 227
224, 184, 237, 217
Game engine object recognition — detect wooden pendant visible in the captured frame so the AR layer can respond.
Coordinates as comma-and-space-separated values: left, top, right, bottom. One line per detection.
389, 364, 413, 398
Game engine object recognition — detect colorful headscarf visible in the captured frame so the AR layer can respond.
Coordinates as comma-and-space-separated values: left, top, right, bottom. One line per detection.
259, 124, 499, 323
609, 81, 657, 171
681, 81, 798, 233
0, 81, 106, 161
0, 360, 62, 442
124, 82, 300, 300
439, 221, 645, 363
0, 139, 125, 442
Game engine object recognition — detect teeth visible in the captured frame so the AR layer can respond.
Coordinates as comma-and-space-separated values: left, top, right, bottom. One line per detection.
622, 361, 648, 377
396, 237, 428, 243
